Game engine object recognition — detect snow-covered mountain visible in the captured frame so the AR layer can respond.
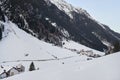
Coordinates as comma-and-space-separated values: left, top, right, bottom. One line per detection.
0, 0, 120, 79
49, 0, 90, 19
0, 20, 104, 62
0, 0, 120, 52
0, 20, 120, 80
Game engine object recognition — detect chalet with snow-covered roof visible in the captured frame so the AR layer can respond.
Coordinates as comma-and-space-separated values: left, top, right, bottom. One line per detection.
7, 67, 20, 76
0, 70, 9, 79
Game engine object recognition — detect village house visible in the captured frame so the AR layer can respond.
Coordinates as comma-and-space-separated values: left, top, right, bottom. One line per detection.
16, 64, 25, 72
0, 64, 25, 79
0, 70, 9, 79
7, 67, 20, 76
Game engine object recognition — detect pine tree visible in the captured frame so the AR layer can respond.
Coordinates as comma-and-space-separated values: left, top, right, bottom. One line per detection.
29, 62, 35, 71
113, 41, 120, 53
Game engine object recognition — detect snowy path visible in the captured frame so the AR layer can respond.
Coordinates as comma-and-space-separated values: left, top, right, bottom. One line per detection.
1, 55, 76, 64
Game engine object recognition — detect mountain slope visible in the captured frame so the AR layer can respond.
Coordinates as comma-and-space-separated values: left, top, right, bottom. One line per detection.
0, 21, 76, 62
0, 21, 120, 80
0, 0, 120, 52
0, 20, 104, 63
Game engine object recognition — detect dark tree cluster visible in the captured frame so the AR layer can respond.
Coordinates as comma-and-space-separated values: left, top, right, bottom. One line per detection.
0, 28, 2, 40
0, 7, 5, 22
0, 7, 5, 40
113, 41, 120, 53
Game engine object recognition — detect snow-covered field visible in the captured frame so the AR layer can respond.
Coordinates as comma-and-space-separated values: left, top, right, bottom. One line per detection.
1, 52, 120, 80
0, 21, 120, 80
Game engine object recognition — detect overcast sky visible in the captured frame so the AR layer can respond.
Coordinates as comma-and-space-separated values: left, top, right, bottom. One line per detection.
65, 0, 120, 33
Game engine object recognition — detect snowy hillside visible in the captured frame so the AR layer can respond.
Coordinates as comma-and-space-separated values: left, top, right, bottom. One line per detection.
0, 20, 120, 80
1, 51, 120, 80
0, 21, 76, 62
0, 20, 105, 62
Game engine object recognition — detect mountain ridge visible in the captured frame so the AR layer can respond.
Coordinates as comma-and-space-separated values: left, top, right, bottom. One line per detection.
0, 0, 120, 52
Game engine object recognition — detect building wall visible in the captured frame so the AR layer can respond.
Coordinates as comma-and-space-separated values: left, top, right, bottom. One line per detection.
9, 69, 19, 76
0, 73, 7, 79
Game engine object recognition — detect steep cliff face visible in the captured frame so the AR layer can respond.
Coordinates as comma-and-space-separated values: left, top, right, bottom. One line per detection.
0, 0, 120, 51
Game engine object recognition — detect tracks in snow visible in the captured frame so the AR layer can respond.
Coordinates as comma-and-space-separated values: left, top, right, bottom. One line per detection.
1, 56, 75, 63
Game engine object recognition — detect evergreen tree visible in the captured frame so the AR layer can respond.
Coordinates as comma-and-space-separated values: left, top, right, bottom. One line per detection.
29, 62, 35, 71
0, 7, 5, 22
113, 41, 120, 53
0, 28, 2, 40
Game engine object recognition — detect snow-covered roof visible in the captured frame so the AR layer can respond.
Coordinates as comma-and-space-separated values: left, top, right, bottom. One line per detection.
0, 66, 12, 74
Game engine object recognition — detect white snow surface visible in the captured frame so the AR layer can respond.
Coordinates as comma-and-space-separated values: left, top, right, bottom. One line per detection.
1, 52, 120, 80
0, 21, 120, 80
